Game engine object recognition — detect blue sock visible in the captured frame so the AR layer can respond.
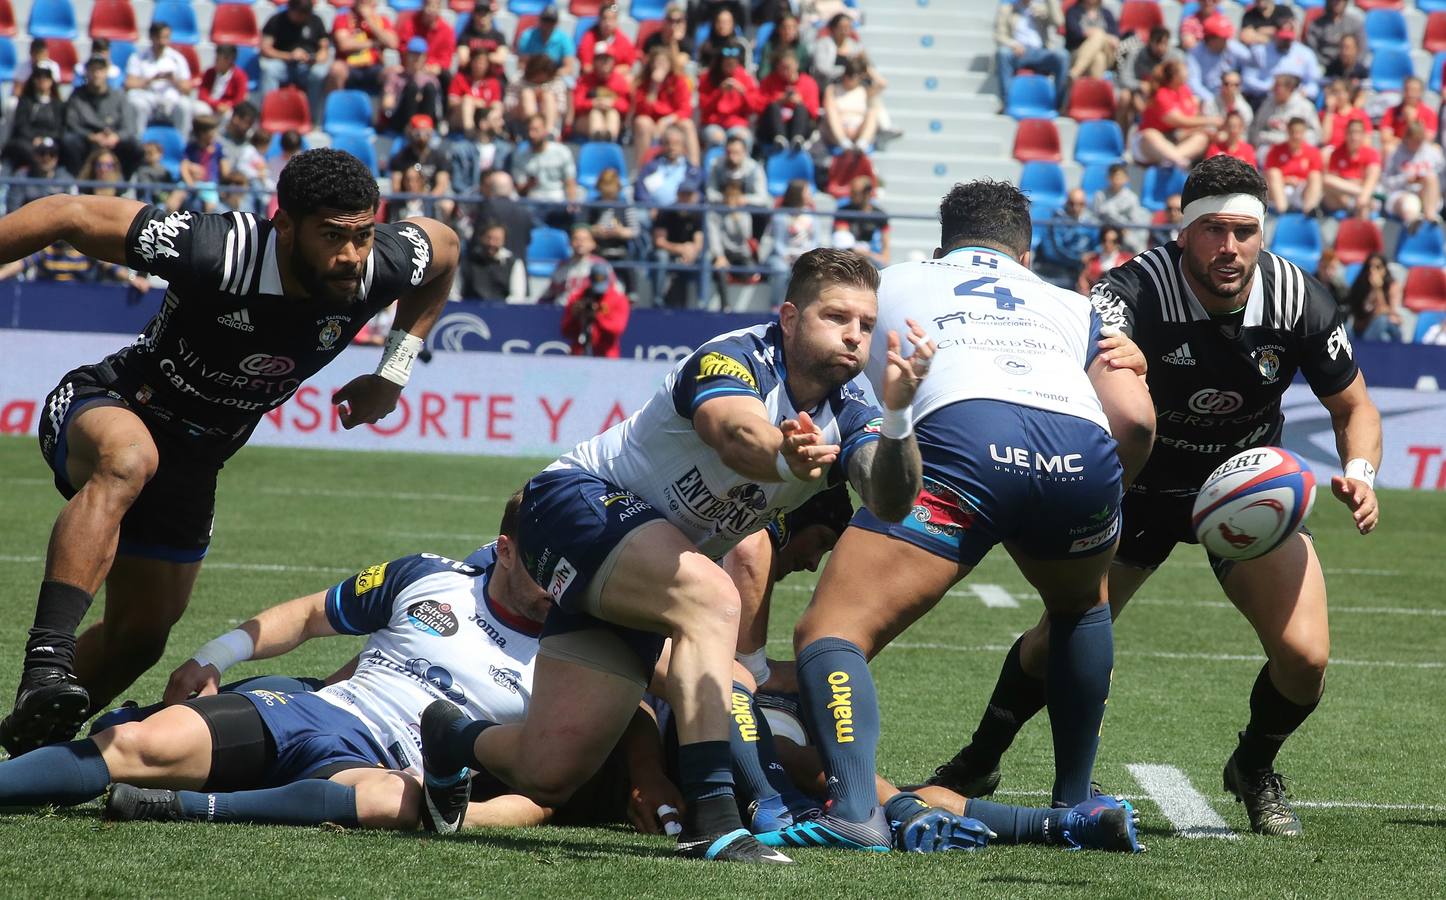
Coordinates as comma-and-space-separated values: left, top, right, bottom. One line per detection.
728, 683, 781, 807
177, 779, 359, 827
0, 740, 110, 806
1046, 603, 1114, 806
965, 798, 1067, 845
797, 637, 879, 822
750, 694, 815, 813
677, 739, 741, 836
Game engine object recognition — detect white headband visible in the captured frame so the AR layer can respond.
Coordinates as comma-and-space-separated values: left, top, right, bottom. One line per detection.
1180, 193, 1266, 229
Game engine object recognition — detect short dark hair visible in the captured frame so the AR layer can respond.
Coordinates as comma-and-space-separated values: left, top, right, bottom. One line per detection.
499, 488, 524, 539
938, 179, 1032, 257
149, 22, 170, 39
1180, 154, 1266, 209
1287, 116, 1308, 130
784, 247, 880, 308
231, 100, 259, 122
276, 148, 380, 219
1148, 26, 1171, 43
1108, 162, 1128, 177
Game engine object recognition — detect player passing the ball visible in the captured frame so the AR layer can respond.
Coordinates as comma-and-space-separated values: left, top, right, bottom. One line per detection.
932, 155, 1383, 837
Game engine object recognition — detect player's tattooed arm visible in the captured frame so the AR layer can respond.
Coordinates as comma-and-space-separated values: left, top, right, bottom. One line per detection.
849, 321, 933, 522
0, 195, 146, 268
1318, 372, 1383, 535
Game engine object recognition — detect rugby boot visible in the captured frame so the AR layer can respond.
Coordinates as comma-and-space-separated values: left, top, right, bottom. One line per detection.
1058, 795, 1145, 852
418, 700, 473, 834
1224, 747, 1303, 837
923, 745, 1002, 799
105, 784, 183, 822
887, 792, 993, 853
756, 801, 892, 852
0, 666, 90, 758
677, 828, 795, 863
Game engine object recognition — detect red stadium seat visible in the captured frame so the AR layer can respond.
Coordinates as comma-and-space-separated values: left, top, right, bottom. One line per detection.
825, 148, 876, 199
173, 41, 201, 79
448, 0, 476, 11
1334, 219, 1384, 265
0, 0, 14, 37
261, 85, 311, 133
1354, 0, 1404, 10
211, 4, 260, 46
512, 14, 539, 49
1012, 118, 1062, 162
570, 0, 603, 15
45, 38, 78, 77
1118, 1, 1164, 40
633, 18, 663, 49
1425, 13, 1446, 54
1303, 7, 1324, 30
1403, 266, 1446, 312
88, 0, 137, 41
1067, 77, 1115, 121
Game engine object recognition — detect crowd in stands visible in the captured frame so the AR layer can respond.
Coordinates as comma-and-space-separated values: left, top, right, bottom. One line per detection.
0, 0, 897, 335
999, 0, 1446, 344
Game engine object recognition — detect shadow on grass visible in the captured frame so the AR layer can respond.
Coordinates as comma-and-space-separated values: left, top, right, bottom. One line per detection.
1386, 818, 1446, 829
979, 874, 1090, 888
394, 828, 678, 861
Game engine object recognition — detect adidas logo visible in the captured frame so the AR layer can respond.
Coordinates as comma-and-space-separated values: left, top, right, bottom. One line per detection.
1163, 342, 1196, 366
216, 309, 255, 332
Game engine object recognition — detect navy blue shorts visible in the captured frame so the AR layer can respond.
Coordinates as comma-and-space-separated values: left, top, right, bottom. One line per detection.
239, 690, 390, 784
851, 400, 1122, 566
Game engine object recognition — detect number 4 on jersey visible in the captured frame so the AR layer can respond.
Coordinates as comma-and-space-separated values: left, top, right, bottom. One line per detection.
955, 277, 1024, 312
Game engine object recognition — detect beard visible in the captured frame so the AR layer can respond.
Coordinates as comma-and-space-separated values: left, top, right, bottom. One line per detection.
290, 241, 360, 303
1184, 248, 1253, 305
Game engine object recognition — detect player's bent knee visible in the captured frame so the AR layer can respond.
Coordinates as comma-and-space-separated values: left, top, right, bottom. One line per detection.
514, 768, 584, 808
669, 558, 741, 635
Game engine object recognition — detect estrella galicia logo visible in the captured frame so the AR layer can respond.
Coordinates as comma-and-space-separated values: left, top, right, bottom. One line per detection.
406, 599, 459, 637
405, 658, 467, 704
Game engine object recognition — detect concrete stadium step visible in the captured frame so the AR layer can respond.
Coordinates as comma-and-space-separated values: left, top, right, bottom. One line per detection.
856, 26, 993, 55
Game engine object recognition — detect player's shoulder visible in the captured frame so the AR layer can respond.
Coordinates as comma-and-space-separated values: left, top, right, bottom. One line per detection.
371, 219, 435, 289
1255, 249, 1337, 332
685, 323, 782, 388
129, 207, 269, 293
372, 552, 484, 597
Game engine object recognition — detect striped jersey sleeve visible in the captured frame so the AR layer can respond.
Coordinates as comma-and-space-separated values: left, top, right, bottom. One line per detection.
125, 207, 259, 294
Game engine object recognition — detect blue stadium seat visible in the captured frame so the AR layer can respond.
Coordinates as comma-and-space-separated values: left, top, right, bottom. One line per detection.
1293, 0, 1323, 8
1019, 161, 1067, 211
1422, 0, 1446, 13
323, 89, 376, 137
1141, 165, 1187, 212
1396, 221, 1446, 269
0, 36, 14, 84
509, 0, 548, 14
1413, 310, 1446, 342
1369, 47, 1414, 93
577, 140, 627, 197
753, 21, 774, 65
237, 45, 260, 91
764, 149, 815, 197
1342, 262, 1362, 287
1363, 9, 1409, 55
1270, 213, 1322, 272
151, 1, 201, 45
1004, 74, 1055, 120
629, 0, 669, 20
141, 124, 184, 178
391, 0, 424, 11
1073, 119, 1125, 166
525, 226, 570, 278
573, 16, 597, 43
28, 0, 78, 40
330, 132, 380, 176
215, 0, 258, 5
702, 144, 724, 180
107, 38, 134, 87
1079, 162, 1111, 198
1431, 52, 1446, 93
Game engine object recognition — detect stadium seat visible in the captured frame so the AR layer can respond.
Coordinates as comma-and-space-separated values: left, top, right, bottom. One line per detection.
1118, 0, 1164, 39
577, 140, 627, 197
450, 0, 477, 13
1066, 77, 1114, 121
1005, 74, 1056, 119
323, 89, 375, 136
764, 149, 815, 197
1073, 119, 1125, 166
45, 38, 78, 78
238, 45, 260, 90
1369, 47, 1413, 93
1396, 221, 1446, 268
574, 17, 597, 43
141, 123, 184, 178
1333, 218, 1384, 265
1270, 213, 1322, 271
570, 0, 604, 15
89, 0, 138, 41
392, 0, 424, 11
1079, 162, 1111, 198
0, 0, 14, 37
211, 5, 261, 46
629, 0, 670, 20
509, 0, 548, 13
1426, 14, 1446, 55
173, 41, 200, 80
1141, 166, 1187, 211
1421, 0, 1446, 13
512, 14, 540, 48
525, 226, 570, 278
634, 18, 664, 47
701, 143, 724, 179
1019, 161, 1067, 211
1363, 8, 1409, 54
1404, 267, 1446, 313
151, 2, 201, 44
1413, 311, 1446, 342
0, 37, 15, 83
330, 132, 380, 176
1012, 118, 1062, 162
753, 21, 775, 65
1354, 0, 1404, 10
216, 0, 259, 4
824, 148, 875, 199
261, 86, 312, 134
108, 38, 135, 75
1431, 52, 1446, 92
28, 0, 78, 40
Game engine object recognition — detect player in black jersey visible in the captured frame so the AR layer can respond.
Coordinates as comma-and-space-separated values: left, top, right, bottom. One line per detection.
927, 156, 1382, 837
0, 149, 459, 757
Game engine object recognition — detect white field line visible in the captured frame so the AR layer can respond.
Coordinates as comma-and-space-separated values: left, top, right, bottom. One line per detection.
1, 475, 501, 505
0, 554, 353, 575
967, 584, 1019, 608
1174, 560, 1402, 577
1126, 764, 1237, 839
990, 789, 1446, 814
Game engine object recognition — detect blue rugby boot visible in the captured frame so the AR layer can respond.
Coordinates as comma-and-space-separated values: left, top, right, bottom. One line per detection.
756, 801, 892, 852
1058, 795, 1145, 853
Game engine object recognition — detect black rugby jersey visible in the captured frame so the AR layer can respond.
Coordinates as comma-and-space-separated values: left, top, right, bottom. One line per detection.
93, 207, 435, 461
1090, 244, 1358, 490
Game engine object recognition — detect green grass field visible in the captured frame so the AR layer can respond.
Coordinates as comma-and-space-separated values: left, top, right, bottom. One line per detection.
1, 435, 1443, 898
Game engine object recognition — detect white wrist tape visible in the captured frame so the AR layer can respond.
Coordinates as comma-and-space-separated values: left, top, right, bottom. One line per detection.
776, 449, 804, 483
191, 629, 254, 674
736, 647, 771, 687
881, 406, 914, 440
1345, 458, 1376, 490
375, 330, 425, 387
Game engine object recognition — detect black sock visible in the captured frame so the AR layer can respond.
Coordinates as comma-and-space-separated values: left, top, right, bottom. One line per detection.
967, 636, 1048, 766
25, 581, 94, 673
678, 740, 741, 836
1236, 664, 1319, 772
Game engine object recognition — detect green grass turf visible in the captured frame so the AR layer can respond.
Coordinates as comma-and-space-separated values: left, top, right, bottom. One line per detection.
0, 435, 1443, 898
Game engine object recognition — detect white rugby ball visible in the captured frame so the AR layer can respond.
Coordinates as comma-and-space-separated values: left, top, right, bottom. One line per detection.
1192, 447, 1317, 561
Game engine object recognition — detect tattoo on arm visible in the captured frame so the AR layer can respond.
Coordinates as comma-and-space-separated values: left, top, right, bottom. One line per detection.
848, 436, 923, 524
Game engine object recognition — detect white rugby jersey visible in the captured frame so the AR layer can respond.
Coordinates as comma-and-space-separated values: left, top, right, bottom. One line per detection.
316, 544, 541, 773
867, 247, 1110, 432
556, 323, 881, 560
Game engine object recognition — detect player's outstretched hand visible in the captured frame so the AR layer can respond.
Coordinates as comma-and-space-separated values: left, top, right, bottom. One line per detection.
627, 770, 685, 836
163, 659, 222, 705
332, 374, 404, 430
881, 318, 935, 413
1331, 475, 1379, 535
779, 411, 840, 481
1097, 325, 1148, 378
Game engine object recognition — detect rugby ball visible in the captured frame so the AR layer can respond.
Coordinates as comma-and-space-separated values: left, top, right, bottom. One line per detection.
1191, 447, 1317, 561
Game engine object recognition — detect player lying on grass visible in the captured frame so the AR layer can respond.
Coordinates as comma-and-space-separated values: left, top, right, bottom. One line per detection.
929, 155, 1383, 837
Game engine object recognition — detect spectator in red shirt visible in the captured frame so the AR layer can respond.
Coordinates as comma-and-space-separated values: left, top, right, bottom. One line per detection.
560, 259, 630, 358
199, 44, 249, 116
1178, 0, 1223, 50
1323, 118, 1381, 218
1320, 77, 1371, 150
632, 47, 699, 165
398, 0, 456, 80
1379, 76, 1438, 157
447, 52, 504, 135
1135, 60, 1221, 168
578, 4, 637, 75
571, 50, 632, 142
328, 0, 397, 94
1265, 117, 1325, 214
457, 5, 509, 70
699, 42, 762, 149
1206, 110, 1258, 167
757, 51, 820, 152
